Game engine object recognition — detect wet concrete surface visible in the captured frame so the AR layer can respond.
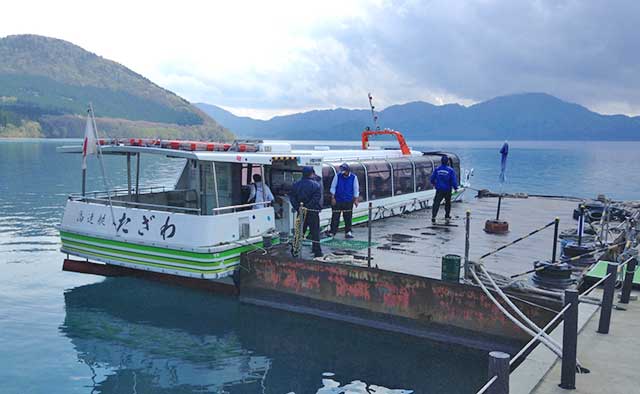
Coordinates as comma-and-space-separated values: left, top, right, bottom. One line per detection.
306, 196, 580, 280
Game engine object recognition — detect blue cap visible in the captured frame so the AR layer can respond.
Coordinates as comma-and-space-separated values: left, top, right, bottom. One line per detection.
441, 156, 449, 165
302, 166, 314, 175
340, 163, 350, 171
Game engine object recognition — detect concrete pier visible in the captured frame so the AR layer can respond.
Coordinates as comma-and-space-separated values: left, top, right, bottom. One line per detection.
527, 290, 640, 394
307, 196, 579, 279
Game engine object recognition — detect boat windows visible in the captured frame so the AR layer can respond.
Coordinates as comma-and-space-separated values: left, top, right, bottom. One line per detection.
347, 162, 367, 201
390, 159, 414, 196
414, 157, 434, 191
240, 163, 266, 204
198, 161, 250, 214
365, 161, 392, 200
270, 168, 303, 197
323, 162, 367, 207
322, 165, 336, 209
448, 154, 462, 184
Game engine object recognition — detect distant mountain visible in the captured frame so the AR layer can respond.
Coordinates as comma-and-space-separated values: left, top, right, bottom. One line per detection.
0, 34, 232, 140
196, 93, 640, 140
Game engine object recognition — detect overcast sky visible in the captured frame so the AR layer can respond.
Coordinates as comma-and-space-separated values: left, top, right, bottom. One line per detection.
2, 0, 639, 119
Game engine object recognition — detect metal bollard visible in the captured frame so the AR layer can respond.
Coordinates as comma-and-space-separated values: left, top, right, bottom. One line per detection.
620, 257, 637, 304
464, 210, 471, 279
597, 262, 617, 334
560, 289, 578, 390
487, 351, 510, 394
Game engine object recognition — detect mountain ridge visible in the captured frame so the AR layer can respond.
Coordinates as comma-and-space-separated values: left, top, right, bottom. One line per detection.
196, 93, 640, 140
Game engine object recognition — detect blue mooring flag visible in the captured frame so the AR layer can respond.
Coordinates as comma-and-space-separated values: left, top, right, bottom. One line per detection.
499, 141, 509, 183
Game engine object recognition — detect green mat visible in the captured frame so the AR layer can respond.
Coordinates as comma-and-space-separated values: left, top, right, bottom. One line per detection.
586, 260, 640, 285
303, 238, 375, 250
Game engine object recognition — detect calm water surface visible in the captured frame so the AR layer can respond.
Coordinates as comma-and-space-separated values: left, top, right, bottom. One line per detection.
2, 139, 639, 393
1, 139, 487, 394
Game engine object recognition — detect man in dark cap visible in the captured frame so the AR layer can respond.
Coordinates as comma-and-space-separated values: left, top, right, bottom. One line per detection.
290, 166, 323, 257
430, 155, 458, 223
329, 163, 360, 238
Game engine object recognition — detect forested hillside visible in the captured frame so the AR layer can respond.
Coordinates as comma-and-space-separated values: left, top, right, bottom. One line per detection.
0, 34, 232, 140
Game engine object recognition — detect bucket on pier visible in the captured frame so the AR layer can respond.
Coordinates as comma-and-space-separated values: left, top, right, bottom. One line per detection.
484, 219, 509, 234
441, 254, 461, 282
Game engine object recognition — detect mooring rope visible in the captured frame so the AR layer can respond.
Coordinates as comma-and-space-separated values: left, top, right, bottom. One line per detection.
469, 267, 565, 359
508, 241, 626, 279
476, 264, 565, 355
291, 204, 307, 257
479, 220, 557, 261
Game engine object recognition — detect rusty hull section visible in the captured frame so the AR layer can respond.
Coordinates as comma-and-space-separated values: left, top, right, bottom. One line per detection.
240, 246, 558, 350
63, 259, 238, 295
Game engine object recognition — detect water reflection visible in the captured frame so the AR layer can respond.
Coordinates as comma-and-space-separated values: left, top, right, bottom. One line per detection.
61, 278, 270, 393
60, 278, 485, 393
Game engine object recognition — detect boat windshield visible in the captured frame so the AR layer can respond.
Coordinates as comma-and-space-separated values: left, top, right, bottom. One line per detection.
71, 155, 274, 216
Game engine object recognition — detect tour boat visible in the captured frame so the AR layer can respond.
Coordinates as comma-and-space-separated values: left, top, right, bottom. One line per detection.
58, 130, 467, 280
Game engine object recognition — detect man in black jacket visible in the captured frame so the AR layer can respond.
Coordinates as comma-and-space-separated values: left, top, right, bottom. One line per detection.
290, 166, 323, 257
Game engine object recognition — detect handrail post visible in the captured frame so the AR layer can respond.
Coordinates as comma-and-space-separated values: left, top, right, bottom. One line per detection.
560, 289, 578, 389
464, 210, 471, 279
620, 255, 637, 304
367, 202, 373, 268
597, 262, 617, 334
487, 351, 510, 394
126, 153, 132, 197
552, 217, 560, 263
577, 205, 584, 246
135, 152, 141, 202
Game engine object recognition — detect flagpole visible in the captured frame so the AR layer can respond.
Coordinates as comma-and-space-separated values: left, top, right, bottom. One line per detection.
82, 168, 86, 196
89, 103, 118, 233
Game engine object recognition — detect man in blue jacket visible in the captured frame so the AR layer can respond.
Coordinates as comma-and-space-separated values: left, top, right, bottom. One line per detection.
290, 166, 323, 257
430, 156, 458, 223
329, 163, 360, 239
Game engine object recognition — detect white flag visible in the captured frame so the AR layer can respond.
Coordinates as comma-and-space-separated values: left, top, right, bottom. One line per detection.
81, 114, 97, 170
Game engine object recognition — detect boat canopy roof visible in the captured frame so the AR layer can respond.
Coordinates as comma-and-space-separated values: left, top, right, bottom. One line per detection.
57, 140, 426, 165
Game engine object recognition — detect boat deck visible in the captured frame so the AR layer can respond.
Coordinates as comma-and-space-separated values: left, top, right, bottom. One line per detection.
304, 195, 581, 280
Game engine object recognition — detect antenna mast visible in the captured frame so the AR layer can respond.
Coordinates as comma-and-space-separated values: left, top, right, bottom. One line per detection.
368, 93, 380, 130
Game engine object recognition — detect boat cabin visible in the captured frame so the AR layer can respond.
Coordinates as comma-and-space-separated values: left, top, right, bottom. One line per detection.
61, 138, 460, 228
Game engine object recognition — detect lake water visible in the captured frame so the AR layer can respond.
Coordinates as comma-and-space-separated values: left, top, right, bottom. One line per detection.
292, 140, 640, 201
1, 139, 639, 394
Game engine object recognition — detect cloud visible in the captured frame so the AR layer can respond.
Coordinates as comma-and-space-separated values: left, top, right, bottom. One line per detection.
164, 0, 640, 116
2, 0, 639, 117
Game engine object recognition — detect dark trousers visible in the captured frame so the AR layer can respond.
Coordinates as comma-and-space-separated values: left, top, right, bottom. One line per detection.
304, 211, 322, 255
432, 189, 452, 219
330, 201, 353, 234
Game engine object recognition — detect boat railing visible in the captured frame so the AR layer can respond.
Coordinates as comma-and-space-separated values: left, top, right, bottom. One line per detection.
71, 185, 172, 199
68, 195, 201, 215
69, 192, 273, 215
211, 201, 273, 214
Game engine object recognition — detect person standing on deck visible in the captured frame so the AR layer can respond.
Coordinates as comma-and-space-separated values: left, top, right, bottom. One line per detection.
430, 156, 458, 223
328, 163, 360, 239
289, 166, 323, 257
248, 174, 274, 209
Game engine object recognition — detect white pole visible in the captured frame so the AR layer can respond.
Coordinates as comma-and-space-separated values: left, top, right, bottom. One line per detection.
89, 103, 117, 233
